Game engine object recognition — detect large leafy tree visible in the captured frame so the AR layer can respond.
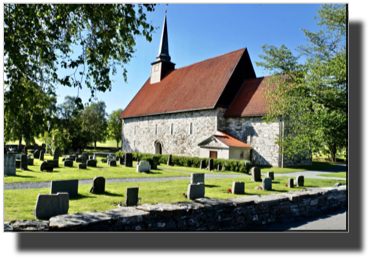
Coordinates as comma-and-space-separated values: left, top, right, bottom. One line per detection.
255, 4, 347, 162
107, 109, 123, 149
4, 4, 156, 147
82, 101, 108, 149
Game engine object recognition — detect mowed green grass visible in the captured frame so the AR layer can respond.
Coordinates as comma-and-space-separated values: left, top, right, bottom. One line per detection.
157, 163, 243, 175
4, 156, 188, 184
260, 161, 341, 174
4, 176, 346, 222
318, 172, 347, 178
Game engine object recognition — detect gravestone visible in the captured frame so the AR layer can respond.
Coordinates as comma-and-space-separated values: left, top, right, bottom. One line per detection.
288, 178, 294, 188
82, 152, 89, 164
4, 154, 16, 175
89, 156, 93, 160
64, 160, 73, 167
27, 158, 34, 165
262, 177, 272, 190
119, 157, 124, 165
107, 156, 116, 165
136, 160, 150, 172
167, 155, 173, 166
39, 151, 44, 161
151, 160, 157, 170
208, 159, 214, 171
51, 179, 79, 197
190, 173, 205, 184
125, 187, 139, 206
232, 181, 245, 194
75, 157, 82, 163
124, 153, 133, 167
53, 147, 60, 160
187, 183, 205, 200
87, 159, 97, 167
21, 154, 28, 170
47, 159, 58, 168
109, 160, 117, 167
267, 171, 274, 180
35, 192, 69, 220
153, 156, 160, 166
16, 160, 21, 168
40, 161, 54, 172
253, 157, 257, 166
296, 175, 304, 187
33, 150, 40, 159
199, 160, 205, 169
252, 167, 261, 182
4, 146, 8, 155
91, 176, 105, 194
78, 163, 86, 169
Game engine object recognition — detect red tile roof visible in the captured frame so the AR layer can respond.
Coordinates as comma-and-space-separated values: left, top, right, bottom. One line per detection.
224, 76, 272, 117
120, 48, 246, 118
213, 131, 252, 148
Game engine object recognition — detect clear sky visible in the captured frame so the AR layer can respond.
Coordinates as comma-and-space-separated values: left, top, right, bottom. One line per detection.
55, 3, 325, 115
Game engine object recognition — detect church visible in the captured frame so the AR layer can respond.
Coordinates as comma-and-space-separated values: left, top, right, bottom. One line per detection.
120, 15, 311, 167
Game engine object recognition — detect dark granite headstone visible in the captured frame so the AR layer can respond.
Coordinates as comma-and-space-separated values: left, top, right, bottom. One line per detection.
78, 163, 86, 169
75, 157, 82, 163
296, 175, 304, 187
232, 181, 245, 194
253, 157, 257, 166
152, 156, 159, 165
217, 164, 221, 171
109, 160, 117, 167
35, 192, 69, 220
40, 161, 54, 172
119, 157, 124, 165
252, 167, 261, 182
199, 160, 205, 169
82, 152, 89, 164
125, 187, 139, 206
267, 171, 274, 180
53, 147, 60, 160
288, 178, 294, 188
91, 176, 105, 194
187, 183, 205, 200
33, 150, 40, 159
27, 158, 34, 165
208, 159, 214, 171
262, 177, 272, 190
15, 160, 21, 168
64, 160, 73, 167
47, 159, 58, 168
21, 154, 28, 170
4, 154, 16, 175
124, 153, 133, 167
87, 159, 97, 167
51, 179, 79, 197
151, 161, 157, 170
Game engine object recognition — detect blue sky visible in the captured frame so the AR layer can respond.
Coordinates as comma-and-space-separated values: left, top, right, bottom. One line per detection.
56, 3, 324, 114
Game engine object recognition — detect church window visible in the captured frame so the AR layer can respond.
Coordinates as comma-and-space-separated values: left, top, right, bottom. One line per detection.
171, 124, 173, 135
189, 123, 193, 135
155, 124, 158, 135
240, 151, 244, 159
134, 125, 136, 135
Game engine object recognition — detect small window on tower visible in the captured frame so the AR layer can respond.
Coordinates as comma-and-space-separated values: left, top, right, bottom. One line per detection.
155, 124, 157, 135
189, 123, 193, 135
171, 124, 173, 135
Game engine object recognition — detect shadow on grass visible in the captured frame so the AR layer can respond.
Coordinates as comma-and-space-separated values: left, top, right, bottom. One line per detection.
70, 194, 96, 201
91, 191, 123, 197
205, 185, 219, 188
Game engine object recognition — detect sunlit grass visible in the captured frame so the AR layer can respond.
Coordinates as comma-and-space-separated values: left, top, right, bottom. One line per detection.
4, 176, 346, 222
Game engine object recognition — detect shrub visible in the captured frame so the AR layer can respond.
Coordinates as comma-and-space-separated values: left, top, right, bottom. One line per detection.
115, 151, 124, 157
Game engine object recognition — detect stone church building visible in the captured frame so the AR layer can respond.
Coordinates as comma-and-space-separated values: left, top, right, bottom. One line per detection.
120, 15, 311, 167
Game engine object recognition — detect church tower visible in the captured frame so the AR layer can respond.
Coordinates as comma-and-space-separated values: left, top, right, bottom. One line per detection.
150, 14, 175, 84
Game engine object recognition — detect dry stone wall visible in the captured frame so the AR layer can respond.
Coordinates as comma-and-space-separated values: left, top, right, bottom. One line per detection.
121, 109, 217, 157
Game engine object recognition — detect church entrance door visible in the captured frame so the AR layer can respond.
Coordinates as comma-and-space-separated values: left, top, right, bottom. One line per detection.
155, 142, 162, 155
210, 151, 218, 159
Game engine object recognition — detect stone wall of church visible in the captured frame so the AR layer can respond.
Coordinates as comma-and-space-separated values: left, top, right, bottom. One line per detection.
121, 109, 217, 157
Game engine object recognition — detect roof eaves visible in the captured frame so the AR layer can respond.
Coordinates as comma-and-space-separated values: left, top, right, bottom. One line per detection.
120, 107, 216, 119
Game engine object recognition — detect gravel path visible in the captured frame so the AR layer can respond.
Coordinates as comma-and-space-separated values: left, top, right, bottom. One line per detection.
4, 165, 346, 191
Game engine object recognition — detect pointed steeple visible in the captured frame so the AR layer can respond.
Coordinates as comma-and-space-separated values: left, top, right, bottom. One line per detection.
156, 15, 171, 62
150, 13, 175, 84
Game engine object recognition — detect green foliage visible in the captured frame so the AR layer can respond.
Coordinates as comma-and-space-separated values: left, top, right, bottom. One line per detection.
82, 101, 108, 148
255, 4, 347, 162
107, 109, 123, 148
115, 151, 125, 157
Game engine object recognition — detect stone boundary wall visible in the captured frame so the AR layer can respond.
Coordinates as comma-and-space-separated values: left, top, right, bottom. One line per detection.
5, 187, 346, 231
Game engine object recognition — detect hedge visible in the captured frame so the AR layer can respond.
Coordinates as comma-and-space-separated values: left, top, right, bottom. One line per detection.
131, 152, 252, 174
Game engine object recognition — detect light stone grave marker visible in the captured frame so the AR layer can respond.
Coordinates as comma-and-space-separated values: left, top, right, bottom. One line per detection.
35, 192, 69, 220
136, 160, 150, 172
190, 173, 205, 184
187, 183, 205, 200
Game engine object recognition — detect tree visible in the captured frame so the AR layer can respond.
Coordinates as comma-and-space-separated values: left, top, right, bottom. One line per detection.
107, 109, 123, 149
82, 101, 108, 149
4, 4, 156, 147
4, 77, 56, 148
255, 4, 347, 162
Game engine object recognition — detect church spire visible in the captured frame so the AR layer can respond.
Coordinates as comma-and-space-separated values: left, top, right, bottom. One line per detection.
150, 10, 175, 84
156, 14, 171, 62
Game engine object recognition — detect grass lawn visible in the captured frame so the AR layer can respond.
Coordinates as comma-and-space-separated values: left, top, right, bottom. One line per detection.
260, 161, 341, 174
317, 172, 347, 178
157, 163, 243, 175
4, 176, 346, 222
4, 156, 188, 184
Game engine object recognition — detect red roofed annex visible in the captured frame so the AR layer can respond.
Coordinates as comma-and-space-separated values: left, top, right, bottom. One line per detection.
120, 14, 312, 167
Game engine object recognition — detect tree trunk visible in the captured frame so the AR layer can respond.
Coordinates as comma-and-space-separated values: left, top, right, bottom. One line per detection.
18, 136, 23, 152
94, 140, 97, 149
116, 140, 119, 149
329, 144, 337, 162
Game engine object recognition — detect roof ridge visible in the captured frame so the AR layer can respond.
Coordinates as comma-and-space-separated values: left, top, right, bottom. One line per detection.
174, 48, 246, 71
